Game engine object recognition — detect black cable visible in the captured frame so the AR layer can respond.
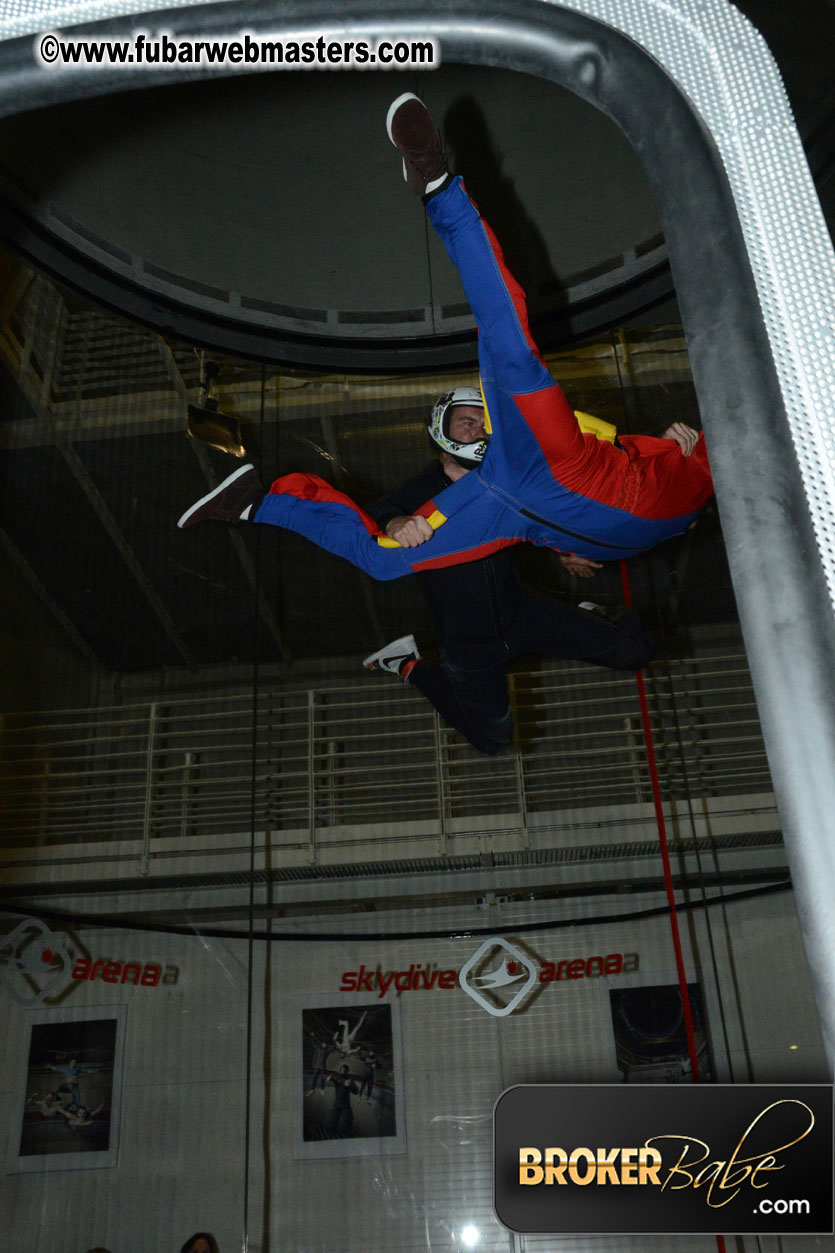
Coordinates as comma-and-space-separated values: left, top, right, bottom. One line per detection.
610, 327, 738, 1080
0, 877, 790, 944
241, 361, 267, 1253
418, 75, 440, 337
648, 552, 739, 1081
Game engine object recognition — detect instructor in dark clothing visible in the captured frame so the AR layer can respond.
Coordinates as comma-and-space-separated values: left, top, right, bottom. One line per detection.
327, 1066, 359, 1138
363, 389, 655, 755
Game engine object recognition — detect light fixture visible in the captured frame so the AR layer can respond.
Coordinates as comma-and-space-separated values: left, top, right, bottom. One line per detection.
460, 1225, 480, 1248
187, 356, 246, 456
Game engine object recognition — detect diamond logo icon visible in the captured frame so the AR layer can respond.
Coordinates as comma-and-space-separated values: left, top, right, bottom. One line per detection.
458, 936, 538, 1017
0, 916, 71, 1005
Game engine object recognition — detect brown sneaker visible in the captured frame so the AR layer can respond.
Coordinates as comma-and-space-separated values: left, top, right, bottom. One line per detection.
385, 92, 449, 196
177, 463, 264, 529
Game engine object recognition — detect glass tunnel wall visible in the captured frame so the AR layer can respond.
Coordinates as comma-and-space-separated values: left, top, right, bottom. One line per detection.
0, 246, 830, 1253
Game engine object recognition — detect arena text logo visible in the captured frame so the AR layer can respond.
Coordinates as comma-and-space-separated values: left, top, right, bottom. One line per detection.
0, 916, 179, 1005
71, 956, 178, 987
339, 949, 637, 997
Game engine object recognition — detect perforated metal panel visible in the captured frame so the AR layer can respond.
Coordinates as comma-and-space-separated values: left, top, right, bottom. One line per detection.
558, 0, 835, 602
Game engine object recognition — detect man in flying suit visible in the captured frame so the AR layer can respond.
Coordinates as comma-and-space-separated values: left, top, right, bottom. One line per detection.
360, 386, 656, 754
178, 95, 712, 588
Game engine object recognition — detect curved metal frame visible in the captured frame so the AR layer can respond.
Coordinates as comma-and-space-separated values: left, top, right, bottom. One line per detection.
1, 0, 835, 1069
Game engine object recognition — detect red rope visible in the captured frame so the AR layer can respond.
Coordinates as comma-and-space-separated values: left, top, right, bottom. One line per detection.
618, 561, 726, 1253
619, 560, 701, 1079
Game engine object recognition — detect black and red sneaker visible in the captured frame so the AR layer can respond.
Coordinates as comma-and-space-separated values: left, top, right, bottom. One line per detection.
177, 463, 264, 529
385, 92, 450, 197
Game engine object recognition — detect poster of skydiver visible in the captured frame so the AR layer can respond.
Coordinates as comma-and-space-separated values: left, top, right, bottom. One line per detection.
295, 999, 406, 1160
11, 1007, 126, 1172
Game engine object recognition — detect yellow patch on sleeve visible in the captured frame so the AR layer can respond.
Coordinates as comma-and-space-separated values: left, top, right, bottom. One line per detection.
574, 410, 617, 443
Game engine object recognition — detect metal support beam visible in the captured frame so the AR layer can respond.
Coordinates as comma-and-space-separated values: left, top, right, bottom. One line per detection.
0, 528, 100, 668
0, 320, 691, 451
58, 440, 197, 665
154, 335, 189, 403
157, 333, 291, 660
187, 438, 292, 663
0, 263, 35, 331
319, 411, 386, 645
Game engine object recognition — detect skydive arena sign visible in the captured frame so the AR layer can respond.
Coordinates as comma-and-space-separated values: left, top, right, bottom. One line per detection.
494, 1084, 834, 1235
339, 948, 636, 999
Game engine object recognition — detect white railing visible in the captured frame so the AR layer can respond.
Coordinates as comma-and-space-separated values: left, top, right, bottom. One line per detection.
0, 652, 776, 866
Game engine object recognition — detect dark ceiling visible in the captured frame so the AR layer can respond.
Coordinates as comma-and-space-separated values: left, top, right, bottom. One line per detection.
0, 1, 832, 370
0, 64, 671, 367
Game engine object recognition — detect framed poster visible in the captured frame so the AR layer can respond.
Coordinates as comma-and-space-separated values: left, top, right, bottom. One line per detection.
295, 996, 406, 1160
609, 982, 712, 1083
10, 1004, 126, 1172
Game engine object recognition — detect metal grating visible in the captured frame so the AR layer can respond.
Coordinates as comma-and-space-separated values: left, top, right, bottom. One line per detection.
0, 830, 786, 901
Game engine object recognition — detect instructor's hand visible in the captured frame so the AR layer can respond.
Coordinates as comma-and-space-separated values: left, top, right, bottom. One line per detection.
386, 515, 434, 548
560, 554, 603, 578
662, 422, 699, 456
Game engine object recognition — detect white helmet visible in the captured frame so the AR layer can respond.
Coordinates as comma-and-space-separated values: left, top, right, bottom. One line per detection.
428, 387, 488, 466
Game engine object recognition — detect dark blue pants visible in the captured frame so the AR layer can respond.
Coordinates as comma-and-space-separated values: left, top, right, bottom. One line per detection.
408, 602, 652, 754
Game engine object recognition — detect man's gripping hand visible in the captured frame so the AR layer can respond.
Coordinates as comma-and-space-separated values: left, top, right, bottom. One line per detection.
386, 515, 434, 548
662, 422, 700, 456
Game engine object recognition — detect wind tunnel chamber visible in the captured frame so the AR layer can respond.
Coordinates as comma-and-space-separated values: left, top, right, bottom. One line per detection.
2, 10, 835, 1253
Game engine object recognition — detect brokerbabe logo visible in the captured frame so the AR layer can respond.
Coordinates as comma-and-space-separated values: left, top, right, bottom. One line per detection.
494, 1084, 834, 1235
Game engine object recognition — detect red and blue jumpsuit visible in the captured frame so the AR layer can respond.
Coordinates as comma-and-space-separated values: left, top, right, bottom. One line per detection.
254, 176, 714, 574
